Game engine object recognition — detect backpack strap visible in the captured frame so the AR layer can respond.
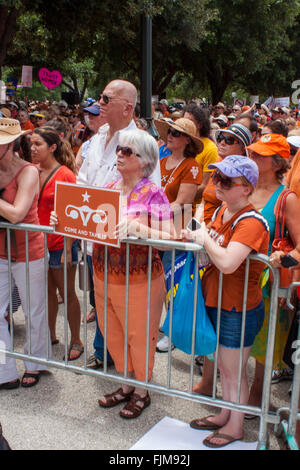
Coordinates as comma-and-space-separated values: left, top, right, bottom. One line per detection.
231, 209, 270, 233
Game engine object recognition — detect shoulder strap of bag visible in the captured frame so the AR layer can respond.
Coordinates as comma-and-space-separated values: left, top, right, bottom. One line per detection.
38, 165, 61, 204
275, 189, 294, 239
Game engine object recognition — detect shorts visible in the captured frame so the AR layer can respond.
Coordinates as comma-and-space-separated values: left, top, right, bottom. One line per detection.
48, 241, 79, 270
206, 300, 265, 349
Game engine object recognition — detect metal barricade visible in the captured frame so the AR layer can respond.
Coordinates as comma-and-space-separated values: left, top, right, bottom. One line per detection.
274, 283, 300, 450
0, 221, 288, 450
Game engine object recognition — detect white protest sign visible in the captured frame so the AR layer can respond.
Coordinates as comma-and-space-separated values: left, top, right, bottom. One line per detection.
275, 97, 290, 108
21, 66, 33, 88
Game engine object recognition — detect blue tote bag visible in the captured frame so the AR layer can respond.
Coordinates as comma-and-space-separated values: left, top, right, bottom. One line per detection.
162, 251, 217, 356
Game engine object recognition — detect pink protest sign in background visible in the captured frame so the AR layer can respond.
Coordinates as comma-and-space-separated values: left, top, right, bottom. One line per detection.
39, 68, 62, 90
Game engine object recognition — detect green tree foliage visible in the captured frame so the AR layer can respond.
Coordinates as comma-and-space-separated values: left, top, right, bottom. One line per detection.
2, 0, 300, 103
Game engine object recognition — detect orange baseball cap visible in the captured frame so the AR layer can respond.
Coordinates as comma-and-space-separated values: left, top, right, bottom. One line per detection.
247, 133, 290, 160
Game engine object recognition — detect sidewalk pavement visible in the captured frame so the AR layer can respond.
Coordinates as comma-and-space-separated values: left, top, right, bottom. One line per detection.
0, 292, 290, 450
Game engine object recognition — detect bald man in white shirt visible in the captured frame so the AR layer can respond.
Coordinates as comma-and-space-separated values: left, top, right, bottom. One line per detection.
77, 80, 161, 370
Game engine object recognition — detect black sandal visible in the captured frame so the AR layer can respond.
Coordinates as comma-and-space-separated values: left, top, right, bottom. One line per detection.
21, 372, 41, 388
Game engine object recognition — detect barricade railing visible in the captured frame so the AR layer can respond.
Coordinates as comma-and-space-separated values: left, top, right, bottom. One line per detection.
0, 221, 293, 450
274, 282, 300, 450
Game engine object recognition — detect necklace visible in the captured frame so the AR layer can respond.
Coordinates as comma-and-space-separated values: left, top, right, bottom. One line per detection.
162, 158, 185, 192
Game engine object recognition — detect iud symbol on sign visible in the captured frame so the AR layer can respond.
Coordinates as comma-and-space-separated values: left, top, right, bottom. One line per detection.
65, 205, 107, 227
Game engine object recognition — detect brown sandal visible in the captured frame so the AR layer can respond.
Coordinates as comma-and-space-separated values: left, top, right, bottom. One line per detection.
98, 388, 134, 408
119, 392, 151, 419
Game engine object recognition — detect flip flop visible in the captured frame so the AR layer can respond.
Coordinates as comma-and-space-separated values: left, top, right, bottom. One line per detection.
0, 379, 20, 390
203, 432, 244, 449
21, 372, 41, 388
190, 415, 221, 431
64, 344, 84, 362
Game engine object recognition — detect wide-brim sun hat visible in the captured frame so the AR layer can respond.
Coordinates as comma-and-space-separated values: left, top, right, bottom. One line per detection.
208, 155, 259, 187
215, 123, 253, 147
247, 133, 290, 160
0, 118, 30, 145
154, 117, 204, 154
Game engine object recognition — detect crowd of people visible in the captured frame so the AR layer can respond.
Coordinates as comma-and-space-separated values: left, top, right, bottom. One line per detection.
0, 84, 300, 448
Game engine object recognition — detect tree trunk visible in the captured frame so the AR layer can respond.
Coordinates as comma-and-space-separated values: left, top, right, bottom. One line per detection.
206, 63, 232, 105
0, 4, 24, 78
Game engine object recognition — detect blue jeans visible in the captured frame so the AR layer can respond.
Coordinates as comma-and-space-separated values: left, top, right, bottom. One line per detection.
207, 300, 265, 349
87, 255, 113, 363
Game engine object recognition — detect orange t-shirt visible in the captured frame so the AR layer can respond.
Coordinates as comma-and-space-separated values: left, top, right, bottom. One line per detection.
287, 149, 300, 198
21, 120, 35, 133
202, 204, 270, 311
160, 157, 202, 204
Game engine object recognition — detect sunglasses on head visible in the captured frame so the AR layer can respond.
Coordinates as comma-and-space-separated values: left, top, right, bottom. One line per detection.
168, 128, 183, 138
116, 145, 141, 158
216, 134, 239, 145
212, 170, 244, 190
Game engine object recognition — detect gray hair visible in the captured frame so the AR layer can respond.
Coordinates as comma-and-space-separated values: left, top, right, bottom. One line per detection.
119, 128, 158, 178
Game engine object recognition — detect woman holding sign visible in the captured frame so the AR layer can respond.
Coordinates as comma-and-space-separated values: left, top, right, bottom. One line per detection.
31, 127, 83, 361
93, 129, 174, 419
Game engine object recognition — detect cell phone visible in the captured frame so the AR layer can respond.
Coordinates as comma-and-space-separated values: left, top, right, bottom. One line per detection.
256, 103, 261, 109
281, 254, 299, 268
187, 218, 202, 232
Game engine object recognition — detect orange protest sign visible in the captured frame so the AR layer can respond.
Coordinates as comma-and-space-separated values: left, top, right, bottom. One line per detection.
54, 182, 121, 247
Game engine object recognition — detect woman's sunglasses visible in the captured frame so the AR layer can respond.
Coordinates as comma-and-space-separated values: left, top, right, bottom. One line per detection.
168, 128, 183, 138
116, 145, 141, 158
212, 170, 244, 190
216, 134, 239, 146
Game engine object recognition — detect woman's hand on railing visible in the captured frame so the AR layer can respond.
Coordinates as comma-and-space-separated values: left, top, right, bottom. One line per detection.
181, 224, 207, 246
269, 250, 287, 268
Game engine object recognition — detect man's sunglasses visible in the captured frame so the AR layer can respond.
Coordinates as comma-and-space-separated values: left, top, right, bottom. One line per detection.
212, 170, 244, 190
168, 128, 183, 138
216, 134, 239, 145
100, 94, 128, 105
116, 145, 141, 158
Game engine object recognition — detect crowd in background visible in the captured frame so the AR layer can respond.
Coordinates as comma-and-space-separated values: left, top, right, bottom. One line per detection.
0, 86, 300, 449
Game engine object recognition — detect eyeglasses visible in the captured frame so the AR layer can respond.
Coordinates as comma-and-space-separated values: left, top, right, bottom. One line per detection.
168, 128, 183, 138
116, 145, 141, 158
100, 94, 128, 105
216, 134, 239, 145
212, 170, 245, 190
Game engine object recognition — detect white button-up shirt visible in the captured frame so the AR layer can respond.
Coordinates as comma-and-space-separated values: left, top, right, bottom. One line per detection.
77, 119, 161, 254
77, 120, 161, 187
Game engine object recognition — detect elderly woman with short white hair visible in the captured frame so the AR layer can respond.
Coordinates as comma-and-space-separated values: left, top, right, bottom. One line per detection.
93, 129, 174, 420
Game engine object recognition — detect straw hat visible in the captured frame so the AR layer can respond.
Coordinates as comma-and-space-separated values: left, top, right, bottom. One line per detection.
0, 107, 11, 118
0, 118, 30, 145
154, 118, 203, 153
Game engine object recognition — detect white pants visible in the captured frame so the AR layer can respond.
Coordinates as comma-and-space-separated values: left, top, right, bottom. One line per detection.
0, 257, 52, 384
